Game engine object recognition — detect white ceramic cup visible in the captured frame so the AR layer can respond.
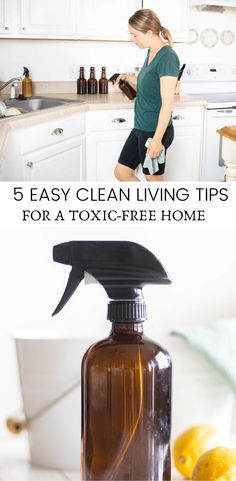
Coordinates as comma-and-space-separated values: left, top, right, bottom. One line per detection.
15, 335, 93, 470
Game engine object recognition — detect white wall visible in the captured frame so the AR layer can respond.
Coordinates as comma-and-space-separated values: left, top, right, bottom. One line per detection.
0, 225, 236, 438
0, 8, 236, 81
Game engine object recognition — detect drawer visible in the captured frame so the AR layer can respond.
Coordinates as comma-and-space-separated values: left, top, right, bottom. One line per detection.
19, 112, 85, 154
86, 109, 134, 132
172, 106, 203, 126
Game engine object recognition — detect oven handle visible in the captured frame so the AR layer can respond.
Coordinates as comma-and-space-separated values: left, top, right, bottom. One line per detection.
206, 109, 236, 118
218, 135, 225, 167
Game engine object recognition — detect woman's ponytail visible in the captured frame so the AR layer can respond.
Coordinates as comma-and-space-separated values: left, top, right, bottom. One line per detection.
160, 26, 173, 47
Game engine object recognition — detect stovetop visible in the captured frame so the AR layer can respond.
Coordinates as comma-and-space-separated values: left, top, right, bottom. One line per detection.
181, 65, 236, 108
189, 92, 236, 108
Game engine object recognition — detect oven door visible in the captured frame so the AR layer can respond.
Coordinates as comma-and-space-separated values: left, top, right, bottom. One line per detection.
201, 107, 236, 181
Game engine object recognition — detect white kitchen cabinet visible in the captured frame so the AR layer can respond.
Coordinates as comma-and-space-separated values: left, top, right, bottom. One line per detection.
86, 106, 203, 182
20, 0, 77, 37
2, 112, 86, 181
0, 0, 14, 34
165, 106, 203, 181
77, 0, 142, 41
143, 0, 190, 43
86, 130, 131, 181
86, 109, 134, 181
1, 105, 203, 182
21, 135, 85, 181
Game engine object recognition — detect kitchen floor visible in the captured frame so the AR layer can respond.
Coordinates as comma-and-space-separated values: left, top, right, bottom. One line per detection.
0, 436, 183, 480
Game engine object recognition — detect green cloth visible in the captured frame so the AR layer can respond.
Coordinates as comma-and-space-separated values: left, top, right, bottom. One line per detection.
143, 137, 165, 174
134, 45, 180, 132
170, 319, 236, 391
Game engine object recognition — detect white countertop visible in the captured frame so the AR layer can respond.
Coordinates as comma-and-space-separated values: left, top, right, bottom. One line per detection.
0, 436, 183, 481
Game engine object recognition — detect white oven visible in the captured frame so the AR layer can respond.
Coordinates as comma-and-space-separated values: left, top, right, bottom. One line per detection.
181, 64, 236, 181
203, 102, 236, 181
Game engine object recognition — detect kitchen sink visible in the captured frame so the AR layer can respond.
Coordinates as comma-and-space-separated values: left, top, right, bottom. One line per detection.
2, 96, 84, 114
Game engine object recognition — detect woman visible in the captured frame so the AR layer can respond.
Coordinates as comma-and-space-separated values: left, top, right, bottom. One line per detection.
114, 9, 180, 182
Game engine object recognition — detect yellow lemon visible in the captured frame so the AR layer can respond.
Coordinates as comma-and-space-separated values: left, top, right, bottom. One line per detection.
173, 425, 221, 479
192, 446, 236, 480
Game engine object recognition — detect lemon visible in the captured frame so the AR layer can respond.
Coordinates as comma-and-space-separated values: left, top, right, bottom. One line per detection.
173, 425, 221, 479
192, 446, 236, 480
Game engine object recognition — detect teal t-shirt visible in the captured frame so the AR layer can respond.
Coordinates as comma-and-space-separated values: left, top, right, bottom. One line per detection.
134, 45, 180, 131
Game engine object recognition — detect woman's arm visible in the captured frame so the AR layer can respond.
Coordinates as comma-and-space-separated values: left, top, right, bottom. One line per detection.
115, 74, 137, 89
147, 76, 177, 158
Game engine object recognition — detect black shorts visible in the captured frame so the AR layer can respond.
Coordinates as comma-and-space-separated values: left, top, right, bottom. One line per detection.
118, 123, 174, 176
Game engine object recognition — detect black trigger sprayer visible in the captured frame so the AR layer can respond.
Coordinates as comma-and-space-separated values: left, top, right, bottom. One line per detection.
52, 240, 172, 481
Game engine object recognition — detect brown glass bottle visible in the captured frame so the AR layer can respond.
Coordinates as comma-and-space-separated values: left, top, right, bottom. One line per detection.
88, 67, 97, 94
77, 67, 87, 95
81, 321, 171, 481
22, 66, 33, 98
99, 66, 108, 94
119, 79, 136, 100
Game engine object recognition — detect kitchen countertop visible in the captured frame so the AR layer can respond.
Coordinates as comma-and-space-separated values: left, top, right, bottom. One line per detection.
0, 92, 207, 159
218, 124, 236, 141
0, 435, 183, 481
0, 91, 207, 110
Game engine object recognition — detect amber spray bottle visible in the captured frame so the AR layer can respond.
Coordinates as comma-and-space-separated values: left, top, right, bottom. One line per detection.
109, 73, 136, 100
22, 66, 33, 98
52, 241, 172, 481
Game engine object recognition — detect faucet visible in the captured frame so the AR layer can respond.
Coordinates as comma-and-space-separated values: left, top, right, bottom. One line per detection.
0, 77, 22, 99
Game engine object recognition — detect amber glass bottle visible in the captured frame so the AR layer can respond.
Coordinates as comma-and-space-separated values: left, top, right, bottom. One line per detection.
88, 67, 97, 94
99, 66, 108, 94
119, 79, 136, 100
22, 66, 33, 98
77, 67, 87, 95
81, 314, 171, 481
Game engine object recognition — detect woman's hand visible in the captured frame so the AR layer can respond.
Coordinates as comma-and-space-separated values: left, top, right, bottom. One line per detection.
115, 74, 127, 84
115, 74, 137, 87
147, 138, 163, 159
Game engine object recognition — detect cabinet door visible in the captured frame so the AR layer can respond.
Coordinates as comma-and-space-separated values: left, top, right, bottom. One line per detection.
0, 0, 13, 34
143, 0, 190, 42
77, 0, 142, 40
20, 0, 77, 36
86, 130, 144, 181
86, 131, 129, 181
22, 135, 86, 181
165, 125, 201, 181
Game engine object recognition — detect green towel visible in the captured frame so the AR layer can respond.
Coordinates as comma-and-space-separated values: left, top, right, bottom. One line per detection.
143, 138, 165, 175
170, 319, 236, 391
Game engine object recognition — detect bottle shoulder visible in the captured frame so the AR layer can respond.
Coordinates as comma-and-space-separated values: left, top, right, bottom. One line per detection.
82, 335, 171, 369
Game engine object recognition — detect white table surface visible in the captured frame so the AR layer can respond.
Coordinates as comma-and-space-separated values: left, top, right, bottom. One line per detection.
0, 436, 183, 481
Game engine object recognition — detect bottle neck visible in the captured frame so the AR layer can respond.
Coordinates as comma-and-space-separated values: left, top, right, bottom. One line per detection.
90, 69, 95, 79
80, 69, 84, 79
107, 300, 146, 324
111, 322, 144, 335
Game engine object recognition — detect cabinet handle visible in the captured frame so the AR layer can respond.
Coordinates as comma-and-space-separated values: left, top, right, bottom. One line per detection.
5, 26, 9, 30
111, 118, 126, 123
22, 27, 26, 31
51, 128, 64, 136
173, 115, 185, 120
26, 162, 33, 168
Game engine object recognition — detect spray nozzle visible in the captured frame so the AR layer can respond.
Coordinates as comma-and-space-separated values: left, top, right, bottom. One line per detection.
52, 241, 171, 318
23, 67, 30, 77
